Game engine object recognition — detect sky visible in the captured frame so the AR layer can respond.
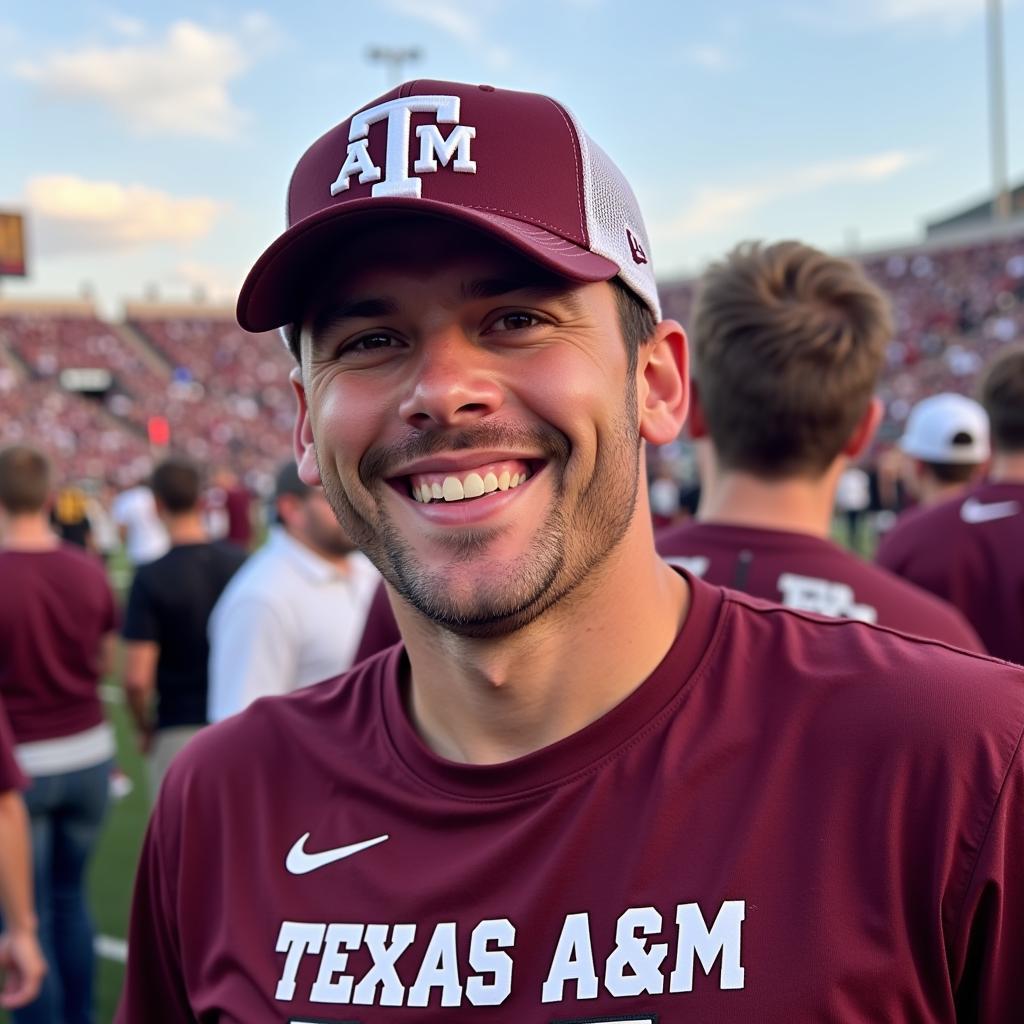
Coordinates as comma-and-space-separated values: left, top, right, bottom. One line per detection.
1, 0, 1021, 318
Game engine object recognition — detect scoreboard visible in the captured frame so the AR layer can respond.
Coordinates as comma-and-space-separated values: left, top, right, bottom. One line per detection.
0, 212, 26, 277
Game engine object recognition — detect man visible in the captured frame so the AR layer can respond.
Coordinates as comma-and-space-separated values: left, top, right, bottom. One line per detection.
121, 457, 246, 798
206, 462, 379, 721
111, 472, 168, 567
877, 346, 1024, 663
117, 80, 1024, 1022
0, 445, 116, 1024
656, 241, 982, 649
897, 392, 990, 507
0, 697, 46, 1011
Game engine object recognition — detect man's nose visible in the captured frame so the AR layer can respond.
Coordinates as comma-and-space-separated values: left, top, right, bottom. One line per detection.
398, 330, 504, 430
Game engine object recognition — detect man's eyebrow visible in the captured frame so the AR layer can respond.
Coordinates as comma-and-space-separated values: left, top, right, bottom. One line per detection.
463, 276, 585, 316
311, 297, 399, 338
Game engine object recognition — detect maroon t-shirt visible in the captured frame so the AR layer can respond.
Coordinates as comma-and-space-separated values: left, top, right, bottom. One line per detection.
117, 575, 1024, 1023
0, 545, 117, 743
0, 697, 26, 792
657, 520, 983, 652
877, 481, 1024, 665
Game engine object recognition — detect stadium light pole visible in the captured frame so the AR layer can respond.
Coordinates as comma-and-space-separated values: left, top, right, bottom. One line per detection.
367, 46, 422, 86
987, 0, 1011, 221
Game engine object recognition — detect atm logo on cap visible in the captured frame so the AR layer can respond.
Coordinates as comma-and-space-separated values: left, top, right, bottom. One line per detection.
330, 95, 477, 200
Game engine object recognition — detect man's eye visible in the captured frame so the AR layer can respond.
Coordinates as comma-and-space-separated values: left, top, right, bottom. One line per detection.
344, 333, 400, 354
491, 312, 541, 332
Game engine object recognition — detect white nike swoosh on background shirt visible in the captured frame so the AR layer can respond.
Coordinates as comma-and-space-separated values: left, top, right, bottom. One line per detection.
959, 497, 1022, 524
285, 832, 390, 875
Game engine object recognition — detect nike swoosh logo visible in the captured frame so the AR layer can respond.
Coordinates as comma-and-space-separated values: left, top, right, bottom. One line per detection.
960, 497, 1021, 524
285, 832, 389, 875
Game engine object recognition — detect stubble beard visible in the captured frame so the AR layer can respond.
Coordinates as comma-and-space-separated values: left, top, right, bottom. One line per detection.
316, 403, 642, 640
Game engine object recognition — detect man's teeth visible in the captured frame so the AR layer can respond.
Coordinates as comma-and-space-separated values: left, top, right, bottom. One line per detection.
412, 468, 531, 503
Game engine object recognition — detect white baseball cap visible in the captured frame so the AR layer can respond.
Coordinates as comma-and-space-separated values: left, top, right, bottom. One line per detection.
899, 393, 990, 464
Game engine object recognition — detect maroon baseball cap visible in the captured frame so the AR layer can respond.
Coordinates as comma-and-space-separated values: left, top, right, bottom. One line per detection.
236, 79, 660, 338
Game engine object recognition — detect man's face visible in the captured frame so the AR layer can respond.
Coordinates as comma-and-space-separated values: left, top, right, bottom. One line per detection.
293, 218, 648, 638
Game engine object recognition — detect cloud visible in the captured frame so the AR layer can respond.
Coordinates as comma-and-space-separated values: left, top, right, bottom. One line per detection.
105, 12, 146, 37
381, 0, 512, 70
683, 44, 733, 72
659, 150, 926, 240
24, 175, 223, 255
13, 18, 275, 138
171, 260, 242, 304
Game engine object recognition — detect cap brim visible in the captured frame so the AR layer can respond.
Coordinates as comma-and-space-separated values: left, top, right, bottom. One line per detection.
237, 198, 620, 333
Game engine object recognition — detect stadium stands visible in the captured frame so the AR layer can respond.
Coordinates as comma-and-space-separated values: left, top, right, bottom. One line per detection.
2, 226, 1021, 494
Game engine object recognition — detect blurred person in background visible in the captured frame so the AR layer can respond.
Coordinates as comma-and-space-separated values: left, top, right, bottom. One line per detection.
877, 346, 1024, 663
111, 471, 168, 568
896, 392, 989, 507
0, 445, 117, 1024
120, 457, 247, 799
203, 467, 256, 551
49, 485, 92, 552
0, 696, 46, 1012
656, 240, 982, 650
207, 462, 379, 721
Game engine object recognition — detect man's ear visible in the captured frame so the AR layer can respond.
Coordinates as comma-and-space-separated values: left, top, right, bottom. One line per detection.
844, 396, 884, 459
638, 319, 689, 446
290, 366, 322, 487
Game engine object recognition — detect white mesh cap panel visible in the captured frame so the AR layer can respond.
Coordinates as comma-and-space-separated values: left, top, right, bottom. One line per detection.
563, 106, 661, 321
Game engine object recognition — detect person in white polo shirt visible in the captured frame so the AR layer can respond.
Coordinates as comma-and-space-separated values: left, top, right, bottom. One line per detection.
206, 462, 379, 721
897, 392, 990, 508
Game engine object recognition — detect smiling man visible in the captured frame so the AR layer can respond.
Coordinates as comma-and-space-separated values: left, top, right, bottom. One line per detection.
116, 81, 1024, 1023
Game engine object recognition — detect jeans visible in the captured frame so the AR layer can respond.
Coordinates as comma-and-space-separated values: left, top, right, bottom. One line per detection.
13, 758, 111, 1024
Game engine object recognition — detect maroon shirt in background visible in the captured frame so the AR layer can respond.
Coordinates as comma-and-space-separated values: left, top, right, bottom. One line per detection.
224, 486, 254, 548
117, 575, 1024, 1023
0, 697, 26, 792
353, 581, 402, 663
656, 520, 984, 652
0, 545, 117, 743
877, 480, 1024, 664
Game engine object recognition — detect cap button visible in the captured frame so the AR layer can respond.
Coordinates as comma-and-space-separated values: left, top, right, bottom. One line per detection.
479, 84, 495, 92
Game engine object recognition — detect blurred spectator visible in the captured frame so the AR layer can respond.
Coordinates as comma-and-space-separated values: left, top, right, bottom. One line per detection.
834, 466, 872, 550
0, 445, 117, 1024
877, 346, 1024, 663
0, 696, 46, 1011
207, 462, 379, 721
111, 476, 168, 568
656, 240, 982, 651
897, 392, 990, 506
50, 486, 92, 551
120, 458, 247, 799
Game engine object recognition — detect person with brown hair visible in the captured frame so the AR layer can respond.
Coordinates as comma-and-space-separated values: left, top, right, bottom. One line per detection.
877, 345, 1024, 663
0, 445, 116, 1024
120, 457, 247, 799
117, 80, 1024, 1022
657, 240, 981, 648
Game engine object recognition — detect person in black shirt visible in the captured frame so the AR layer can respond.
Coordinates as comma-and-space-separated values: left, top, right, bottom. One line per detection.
121, 458, 246, 799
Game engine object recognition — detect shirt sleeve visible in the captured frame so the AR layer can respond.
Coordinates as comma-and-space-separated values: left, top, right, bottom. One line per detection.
207, 594, 299, 722
951, 732, 1024, 1020
114, 788, 196, 1023
122, 570, 157, 642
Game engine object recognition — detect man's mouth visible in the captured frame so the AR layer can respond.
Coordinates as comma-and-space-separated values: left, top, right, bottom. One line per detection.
402, 460, 536, 504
